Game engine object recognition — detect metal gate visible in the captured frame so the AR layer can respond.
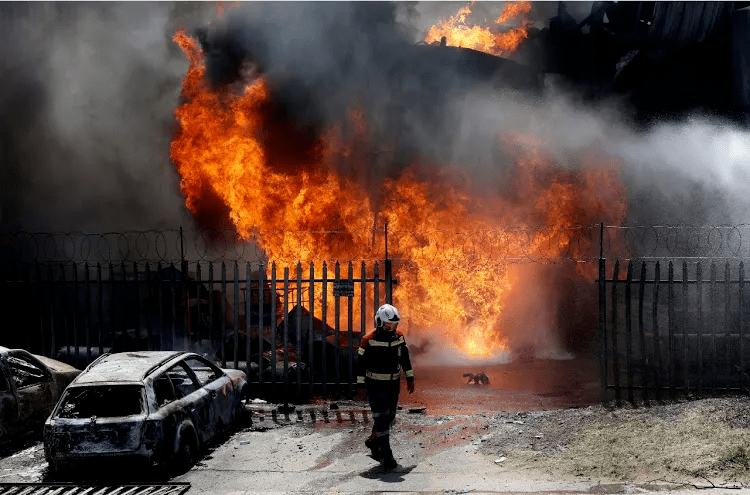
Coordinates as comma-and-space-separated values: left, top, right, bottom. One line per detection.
0, 258, 393, 403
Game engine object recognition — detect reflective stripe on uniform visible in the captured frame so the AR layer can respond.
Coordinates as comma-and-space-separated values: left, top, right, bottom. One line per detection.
366, 370, 400, 381
367, 336, 405, 347
357, 376, 365, 384
358, 347, 366, 355
405, 369, 414, 378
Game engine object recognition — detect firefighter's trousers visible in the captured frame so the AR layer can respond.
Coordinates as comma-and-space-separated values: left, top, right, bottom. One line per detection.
366, 379, 400, 440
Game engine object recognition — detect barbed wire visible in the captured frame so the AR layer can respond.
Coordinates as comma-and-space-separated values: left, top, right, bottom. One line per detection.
2, 225, 750, 266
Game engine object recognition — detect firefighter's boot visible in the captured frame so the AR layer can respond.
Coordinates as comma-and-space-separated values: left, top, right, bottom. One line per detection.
378, 435, 397, 469
365, 431, 383, 460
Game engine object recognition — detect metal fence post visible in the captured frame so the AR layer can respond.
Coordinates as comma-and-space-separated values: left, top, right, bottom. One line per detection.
598, 253, 607, 403
612, 259, 621, 405
625, 261, 633, 404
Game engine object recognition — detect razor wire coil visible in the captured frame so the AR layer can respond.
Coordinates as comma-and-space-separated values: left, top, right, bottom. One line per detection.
3, 225, 750, 267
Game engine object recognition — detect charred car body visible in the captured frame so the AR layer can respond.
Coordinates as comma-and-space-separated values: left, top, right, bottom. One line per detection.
43, 351, 248, 474
0, 347, 80, 443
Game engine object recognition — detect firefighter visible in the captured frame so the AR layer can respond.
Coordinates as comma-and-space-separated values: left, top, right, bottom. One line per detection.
355, 303, 415, 469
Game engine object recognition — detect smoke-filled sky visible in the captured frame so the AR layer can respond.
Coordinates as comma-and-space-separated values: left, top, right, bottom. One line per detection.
1, 1, 750, 234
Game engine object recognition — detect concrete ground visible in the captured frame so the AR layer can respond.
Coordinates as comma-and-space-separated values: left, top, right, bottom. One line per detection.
174, 401, 749, 495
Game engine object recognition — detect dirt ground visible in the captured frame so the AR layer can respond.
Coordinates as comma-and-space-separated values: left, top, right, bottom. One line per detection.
393, 395, 750, 490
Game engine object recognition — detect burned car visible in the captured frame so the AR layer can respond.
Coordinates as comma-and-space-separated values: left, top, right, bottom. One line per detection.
0, 347, 80, 442
44, 351, 248, 474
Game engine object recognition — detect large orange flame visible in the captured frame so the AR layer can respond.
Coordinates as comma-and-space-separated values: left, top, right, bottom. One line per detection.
425, 1, 532, 57
170, 29, 626, 359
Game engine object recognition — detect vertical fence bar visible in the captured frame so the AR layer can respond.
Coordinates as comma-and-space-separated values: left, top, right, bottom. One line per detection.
653, 261, 662, 401
85, 263, 91, 362
133, 263, 140, 353
61, 264, 69, 357
97, 263, 104, 356
725, 262, 731, 389
208, 263, 214, 351
686, 262, 692, 396
741, 262, 746, 393
347, 261, 354, 399
221, 262, 227, 365
374, 262, 380, 314
170, 262, 177, 353
73, 263, 79, 362
611, 259, 621, 405
183, 261, 190, 352
638, 262, 648, 404
296, 261, 302, 397
35, 263, 45, 356
245, 262, 251, 371
271, 264, 277, 396
710, 262, 717, 394
334, 262, 341, 398
23, 264, 30, 352
144, 263, 153, 351
360, 261, 367, 347
195, 262, 202, 346
283, 267, 290, 405
308, 262, 315, 399
625, 261, 633, 404
49, 263, 56, 358
598, 254, 607, 402
321, 262, 328, 399
233, 262, 240, 370
157, 262, 165, 351
109, 263, 116, 353
668, 261, 675, 400
258, 264, 265, 398
385, 258, 393, 305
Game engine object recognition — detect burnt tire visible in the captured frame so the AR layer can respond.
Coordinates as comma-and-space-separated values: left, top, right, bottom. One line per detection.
173, 429, 198, 474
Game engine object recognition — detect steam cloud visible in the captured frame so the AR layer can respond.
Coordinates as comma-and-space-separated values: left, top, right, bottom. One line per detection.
2, 2, 750, 360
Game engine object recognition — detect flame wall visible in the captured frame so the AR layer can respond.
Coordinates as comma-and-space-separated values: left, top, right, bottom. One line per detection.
170, 5, 627, 361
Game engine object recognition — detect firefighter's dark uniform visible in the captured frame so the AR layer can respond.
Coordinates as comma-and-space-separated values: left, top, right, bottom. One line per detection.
357, 327, 414, 464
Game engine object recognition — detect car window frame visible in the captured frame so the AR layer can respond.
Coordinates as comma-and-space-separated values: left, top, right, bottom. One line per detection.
152, 371, 178, 409
181, 356, 226, 388
6, 351, 50, 390
165, 362, 199, 399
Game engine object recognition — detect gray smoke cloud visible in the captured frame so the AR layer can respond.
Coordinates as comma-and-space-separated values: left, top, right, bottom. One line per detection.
2, 1, 749, 235
0, 2, 214, 232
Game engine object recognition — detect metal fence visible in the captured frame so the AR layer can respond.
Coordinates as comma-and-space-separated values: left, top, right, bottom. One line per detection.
5, 225, 750, 405
599, 225, 750, 404
0, 258, 392, 403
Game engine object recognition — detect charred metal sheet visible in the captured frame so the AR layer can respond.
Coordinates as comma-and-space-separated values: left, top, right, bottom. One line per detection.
0, 483, 190, 494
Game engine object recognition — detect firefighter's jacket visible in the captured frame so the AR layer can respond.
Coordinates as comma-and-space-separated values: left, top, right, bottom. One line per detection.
357, 328, 414, 388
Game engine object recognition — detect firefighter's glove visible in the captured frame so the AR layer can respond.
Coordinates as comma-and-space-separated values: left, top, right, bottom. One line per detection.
407, 379, 415, 394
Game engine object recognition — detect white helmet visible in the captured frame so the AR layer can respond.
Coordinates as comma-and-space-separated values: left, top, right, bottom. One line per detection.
375, 304, 400, 328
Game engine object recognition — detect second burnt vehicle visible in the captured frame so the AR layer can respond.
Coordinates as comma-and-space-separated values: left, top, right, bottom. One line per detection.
0, 347, 80, 443
43, 351, 249, 476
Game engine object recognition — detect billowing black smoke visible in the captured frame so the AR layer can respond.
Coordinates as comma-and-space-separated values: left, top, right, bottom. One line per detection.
2, 1, 750, 235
